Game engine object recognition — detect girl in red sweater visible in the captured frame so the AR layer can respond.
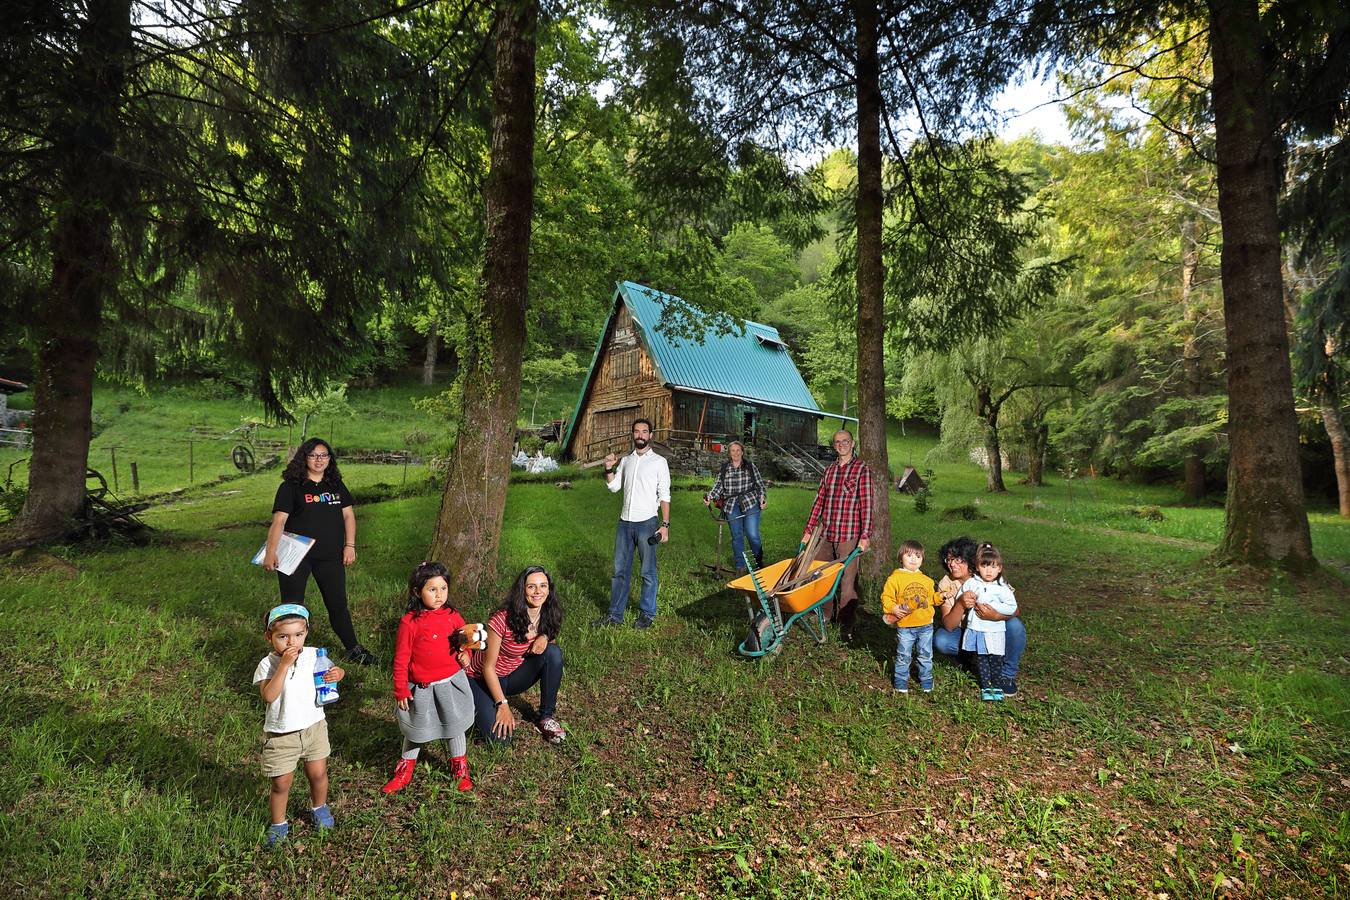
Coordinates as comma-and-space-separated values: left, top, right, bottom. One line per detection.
382, 561, 476, 794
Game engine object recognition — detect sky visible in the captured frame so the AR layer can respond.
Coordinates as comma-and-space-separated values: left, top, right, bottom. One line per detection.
991, 68, 1076, 145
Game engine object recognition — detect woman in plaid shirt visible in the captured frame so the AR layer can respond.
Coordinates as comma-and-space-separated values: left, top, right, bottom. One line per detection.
703, 441, 768, 571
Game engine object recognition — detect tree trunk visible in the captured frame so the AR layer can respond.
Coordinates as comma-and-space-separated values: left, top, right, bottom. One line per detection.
429, 0, 537, 597
853, 0, 892, 581
1208, 0, 1315, 571
978, 386, 1007, 493
1026, 422, 1048, 487
1180, 216, 1207, 501
1319, 379, 1350, 518
8, 0, 131, 548
422, 324, 439, 385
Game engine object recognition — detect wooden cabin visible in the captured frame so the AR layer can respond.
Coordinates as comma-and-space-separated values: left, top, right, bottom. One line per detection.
562, 282, 850, 463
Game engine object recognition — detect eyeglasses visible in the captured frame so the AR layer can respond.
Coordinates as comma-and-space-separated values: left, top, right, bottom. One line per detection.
832, 439, 852, 446
307, 452, 330, 460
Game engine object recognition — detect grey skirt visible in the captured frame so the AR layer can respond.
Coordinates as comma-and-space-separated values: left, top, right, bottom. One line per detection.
396, 669, 475, 742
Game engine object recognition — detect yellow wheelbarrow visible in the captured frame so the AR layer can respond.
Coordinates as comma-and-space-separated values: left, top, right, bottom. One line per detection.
727, 543, 864, 657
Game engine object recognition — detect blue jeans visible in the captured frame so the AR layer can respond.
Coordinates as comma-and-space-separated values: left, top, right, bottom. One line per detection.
934, 615, 1026, 680
609, 516, 659, 621
468, 643, 564, 746
894, 624, 933, 690
726, 504, 763, 570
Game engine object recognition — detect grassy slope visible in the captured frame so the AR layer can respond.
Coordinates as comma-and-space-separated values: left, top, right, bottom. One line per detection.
1, 418, 1348, 897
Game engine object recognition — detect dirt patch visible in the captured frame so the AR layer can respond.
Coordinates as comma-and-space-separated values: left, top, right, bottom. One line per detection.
4, 548, 79, 577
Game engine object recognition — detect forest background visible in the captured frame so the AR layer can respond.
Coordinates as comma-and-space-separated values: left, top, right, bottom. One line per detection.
2, 1, 1346, 572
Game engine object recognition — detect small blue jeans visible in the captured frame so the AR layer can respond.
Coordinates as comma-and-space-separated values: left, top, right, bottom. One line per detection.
894, 624, 934, 690
726, 504, 763, 570
609, 516, 659, 621
934, 615, 1026, 680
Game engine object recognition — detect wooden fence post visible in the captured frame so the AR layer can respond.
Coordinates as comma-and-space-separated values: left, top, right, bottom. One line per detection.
130, 461, 139, 493
109, 447, 119, 493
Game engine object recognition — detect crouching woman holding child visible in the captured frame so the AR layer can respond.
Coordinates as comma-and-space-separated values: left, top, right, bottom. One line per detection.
933, 535, 1028, 695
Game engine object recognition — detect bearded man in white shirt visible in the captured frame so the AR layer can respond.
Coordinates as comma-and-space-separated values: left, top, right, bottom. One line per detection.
594, 418, 670, 629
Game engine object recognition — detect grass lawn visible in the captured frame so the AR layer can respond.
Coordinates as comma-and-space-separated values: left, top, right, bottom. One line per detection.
2, 433, 1348, 897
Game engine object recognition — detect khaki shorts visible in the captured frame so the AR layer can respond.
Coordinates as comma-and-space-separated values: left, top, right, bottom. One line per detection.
261, 719, 330, 777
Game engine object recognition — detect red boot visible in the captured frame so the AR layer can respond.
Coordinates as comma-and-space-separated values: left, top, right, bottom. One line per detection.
449, 754, 473, 792
381, 758, 416, 794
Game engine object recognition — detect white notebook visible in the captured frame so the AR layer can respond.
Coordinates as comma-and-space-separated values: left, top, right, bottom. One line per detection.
252, 531, 316, 576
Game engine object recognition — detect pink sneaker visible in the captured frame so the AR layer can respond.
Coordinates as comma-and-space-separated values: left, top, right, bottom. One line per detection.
538, 716, 566, 744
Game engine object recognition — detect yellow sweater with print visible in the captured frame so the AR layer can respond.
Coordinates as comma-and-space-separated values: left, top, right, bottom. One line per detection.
880, 569, 941, 628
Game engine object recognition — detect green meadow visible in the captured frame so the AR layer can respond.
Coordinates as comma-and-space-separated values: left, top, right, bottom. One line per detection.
1, 385, 1348, 897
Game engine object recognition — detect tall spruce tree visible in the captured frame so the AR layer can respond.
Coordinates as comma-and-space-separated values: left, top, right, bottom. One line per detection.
428, 0, 538, 595
0, 1, 463, 546
1032, 0, 1343, 569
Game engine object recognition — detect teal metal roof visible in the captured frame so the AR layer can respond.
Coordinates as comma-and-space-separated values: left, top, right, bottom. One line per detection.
617, 281, 824, 414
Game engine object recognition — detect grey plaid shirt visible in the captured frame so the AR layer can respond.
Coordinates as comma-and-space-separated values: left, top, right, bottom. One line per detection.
707, 460, 767, 514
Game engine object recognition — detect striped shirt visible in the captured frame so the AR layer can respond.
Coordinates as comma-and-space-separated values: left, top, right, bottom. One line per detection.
805, 456, 874, 541
707, 460, 767, 514
467, 609, 537, 680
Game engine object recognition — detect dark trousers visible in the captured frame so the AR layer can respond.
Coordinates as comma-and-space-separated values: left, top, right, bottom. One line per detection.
468, 643, 564, 745
975, 652, 1003, 690
277, 557, 359, 651
814, 536, 861, 629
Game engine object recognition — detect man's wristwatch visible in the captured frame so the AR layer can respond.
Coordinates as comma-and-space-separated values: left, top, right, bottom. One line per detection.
494, 699, 508, 708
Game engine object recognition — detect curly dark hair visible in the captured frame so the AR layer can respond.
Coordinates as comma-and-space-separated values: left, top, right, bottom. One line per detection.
405, 560, 456, 620
938, 535, 978, 576
282, 437, 344, 487
500, 566, 562, 643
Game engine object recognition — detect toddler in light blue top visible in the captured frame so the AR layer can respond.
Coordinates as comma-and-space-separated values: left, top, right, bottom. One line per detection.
959, 542, 1017, 701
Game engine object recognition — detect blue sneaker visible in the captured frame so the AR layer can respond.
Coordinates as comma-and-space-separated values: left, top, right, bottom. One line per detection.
921, 683, 933, 693
311, 804, 335, 831
1003, 679, 1018, 696
980, 687, 994, 702
265, 822, 289, 850
894, 685, 909, 694
991, 688, 1005, 702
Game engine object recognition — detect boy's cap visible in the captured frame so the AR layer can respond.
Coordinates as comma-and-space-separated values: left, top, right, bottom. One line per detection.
267, 603, 310, 627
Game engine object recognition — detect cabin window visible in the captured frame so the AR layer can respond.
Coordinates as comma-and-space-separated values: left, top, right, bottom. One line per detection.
610, 348, 639, 380
593, 406, 638, 439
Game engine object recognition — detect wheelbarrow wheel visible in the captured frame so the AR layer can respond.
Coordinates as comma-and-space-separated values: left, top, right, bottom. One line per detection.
747, 611, 784, 657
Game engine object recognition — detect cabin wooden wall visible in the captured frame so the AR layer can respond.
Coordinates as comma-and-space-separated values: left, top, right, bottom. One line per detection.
672, 391, 819, 446
569, 305, 672, 461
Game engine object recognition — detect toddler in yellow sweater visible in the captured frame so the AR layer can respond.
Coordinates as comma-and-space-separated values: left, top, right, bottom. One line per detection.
880, 539, 941, 693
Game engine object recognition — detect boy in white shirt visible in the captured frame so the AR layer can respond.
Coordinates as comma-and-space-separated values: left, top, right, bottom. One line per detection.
253, 604, 345, 849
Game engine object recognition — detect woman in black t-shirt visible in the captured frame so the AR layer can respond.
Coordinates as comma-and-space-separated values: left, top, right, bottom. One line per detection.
263, 438, 376, 665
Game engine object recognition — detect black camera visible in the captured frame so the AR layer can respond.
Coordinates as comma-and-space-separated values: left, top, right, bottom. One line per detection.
646, 531, 662, 545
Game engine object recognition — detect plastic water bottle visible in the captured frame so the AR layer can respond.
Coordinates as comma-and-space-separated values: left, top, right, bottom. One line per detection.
313, 648, 339, 706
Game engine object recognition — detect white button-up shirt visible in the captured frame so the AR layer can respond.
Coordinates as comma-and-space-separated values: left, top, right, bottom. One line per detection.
608, 447, 671, 522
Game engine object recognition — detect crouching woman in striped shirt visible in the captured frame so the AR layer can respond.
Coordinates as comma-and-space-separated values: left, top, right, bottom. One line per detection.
466, 566, 567, 745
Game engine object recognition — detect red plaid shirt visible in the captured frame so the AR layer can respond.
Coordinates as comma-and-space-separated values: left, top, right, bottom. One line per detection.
805, 456, 873, 541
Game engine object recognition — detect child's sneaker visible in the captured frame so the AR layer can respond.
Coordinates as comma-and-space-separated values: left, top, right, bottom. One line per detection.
980, 687, 994, 701
265, 822, 289, 850
538, 716, 567, 744
894, 685, 909, 694
991, 688, 1004, 701
921, 683, 933, 693
311, 804, 335, 830
1003, 679, 1018, 696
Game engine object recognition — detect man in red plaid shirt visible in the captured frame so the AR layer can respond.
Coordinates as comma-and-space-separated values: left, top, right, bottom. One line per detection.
800, 430, 872, 641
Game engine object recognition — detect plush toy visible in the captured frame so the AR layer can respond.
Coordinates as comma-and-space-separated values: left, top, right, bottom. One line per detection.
449, 622, 487, 652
